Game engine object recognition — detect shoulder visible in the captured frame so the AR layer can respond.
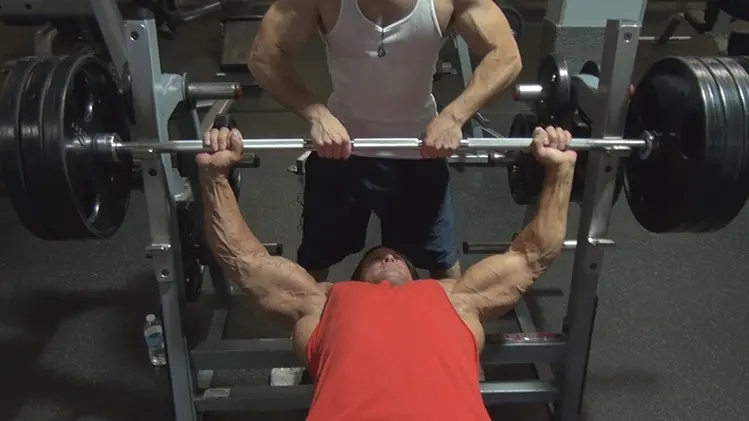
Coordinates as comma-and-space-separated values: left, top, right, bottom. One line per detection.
319, 281, 335, 295
437, 278, 459, 290
438, 279, 474, 314
437, 279, 485, 343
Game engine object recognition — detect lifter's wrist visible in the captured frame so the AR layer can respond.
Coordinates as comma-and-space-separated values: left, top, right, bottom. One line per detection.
544, 161, 575, 173
543, 162, 575, 182
198, 169, 232, 186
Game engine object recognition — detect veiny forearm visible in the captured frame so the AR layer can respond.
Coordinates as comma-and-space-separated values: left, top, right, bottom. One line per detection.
248, 48, 331, 122
442, 48, 522, 125
200, 175, 267, 280
511, 164, 575, 274
200, 174, 321, 325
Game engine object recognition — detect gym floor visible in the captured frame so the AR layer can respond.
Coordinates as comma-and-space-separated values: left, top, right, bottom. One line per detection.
1, 8, 748, 421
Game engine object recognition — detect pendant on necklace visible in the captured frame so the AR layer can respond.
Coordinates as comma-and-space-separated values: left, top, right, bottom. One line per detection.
377, 45, 387, 58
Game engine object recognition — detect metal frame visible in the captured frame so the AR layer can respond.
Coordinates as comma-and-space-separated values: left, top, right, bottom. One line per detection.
463, 19, 640, 421
553, 20, 639, 420
192, 19, 641, 419
0, 0, 640, 418
123, 14, 200, 421
89, 0, 128, 81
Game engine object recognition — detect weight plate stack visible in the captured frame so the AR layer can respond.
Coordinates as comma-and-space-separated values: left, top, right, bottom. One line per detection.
719, 57, 749, 224
698, 57, 749, 230
624, 56, 729, 233
40, 54, 133, 240
0, 57, 47, 238
20, 58, 63, 239
681, 57, 730, 232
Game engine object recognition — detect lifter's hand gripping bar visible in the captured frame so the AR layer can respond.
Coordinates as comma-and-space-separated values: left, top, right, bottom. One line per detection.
203, 114, 259, 168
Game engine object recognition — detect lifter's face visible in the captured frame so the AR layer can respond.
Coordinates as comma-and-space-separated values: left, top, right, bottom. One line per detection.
357, 248, 414, 285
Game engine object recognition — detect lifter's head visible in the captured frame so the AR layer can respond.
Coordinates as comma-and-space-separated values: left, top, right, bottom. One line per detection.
351, 246, 420, 285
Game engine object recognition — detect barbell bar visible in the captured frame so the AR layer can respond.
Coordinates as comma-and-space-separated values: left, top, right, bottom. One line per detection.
462, 238, 616, 255
449, 151, 511, 168
81, 132, 652, 161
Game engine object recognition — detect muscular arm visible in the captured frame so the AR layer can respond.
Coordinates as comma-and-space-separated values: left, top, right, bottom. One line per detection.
201, 174, 326, 329
247, 0, 332, 122
453, 164, 574, 321
441, 0, 522, 125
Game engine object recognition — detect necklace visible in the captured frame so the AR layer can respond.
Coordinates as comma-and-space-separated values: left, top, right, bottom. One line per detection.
377, 27, 387, 58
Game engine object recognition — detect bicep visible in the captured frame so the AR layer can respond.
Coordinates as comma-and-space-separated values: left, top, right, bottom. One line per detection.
453, 251, 534, 320
252, 0, 319, 55
453, 0, 519, 57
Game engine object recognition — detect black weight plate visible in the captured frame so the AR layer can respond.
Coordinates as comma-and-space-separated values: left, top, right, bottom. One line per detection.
733, 54, 749, 74
506, 112, 543, 205
624, 57, 725, 233
536, 54, 573, 126
726, 56, 749, 199
177, 206, 204, 303
42, 54, 132, 240
501, 6, 523, 39
680, 57, 729, 232
19, 58, 63, 240
579, 61, 601, 77
714, 57, 749, 226
0, 57, 45, 237
697, 57, 746, 231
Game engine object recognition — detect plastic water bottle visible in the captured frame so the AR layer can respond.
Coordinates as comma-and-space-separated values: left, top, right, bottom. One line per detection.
143, 314, 167, 367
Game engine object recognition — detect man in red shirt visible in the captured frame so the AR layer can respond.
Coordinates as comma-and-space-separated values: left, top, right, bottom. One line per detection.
197, 125, 575, 420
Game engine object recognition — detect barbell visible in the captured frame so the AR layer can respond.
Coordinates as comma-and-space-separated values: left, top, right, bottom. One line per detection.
82, 133, 649, 158
513, 53, 749, 234
1, 52, 749, 241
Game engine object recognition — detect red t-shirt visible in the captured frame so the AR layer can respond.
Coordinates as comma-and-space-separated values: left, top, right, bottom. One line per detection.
306, 279, 490, 421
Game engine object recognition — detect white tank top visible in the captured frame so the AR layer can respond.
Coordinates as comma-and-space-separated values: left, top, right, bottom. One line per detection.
322, 0, 445, 159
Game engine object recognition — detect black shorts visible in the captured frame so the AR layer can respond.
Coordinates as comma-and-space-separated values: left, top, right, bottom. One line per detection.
297, 153, 459, 272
